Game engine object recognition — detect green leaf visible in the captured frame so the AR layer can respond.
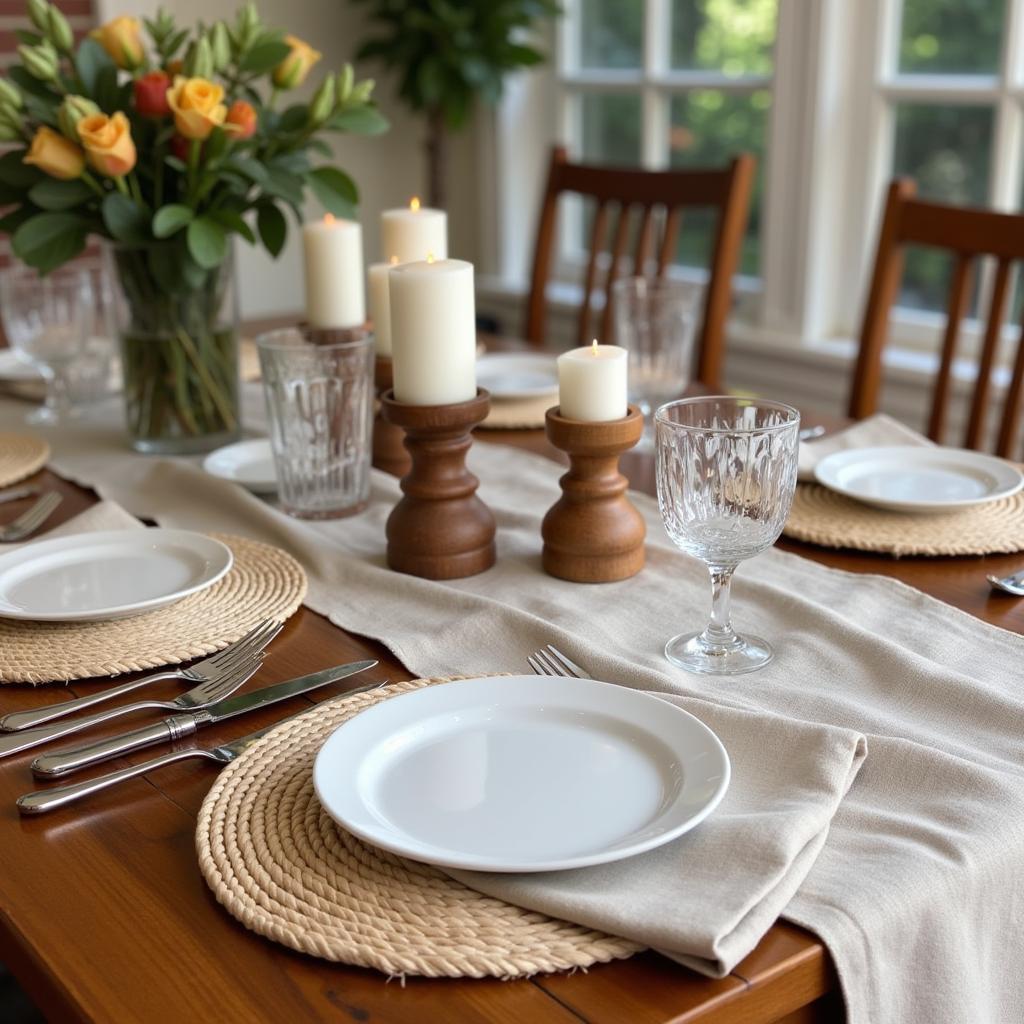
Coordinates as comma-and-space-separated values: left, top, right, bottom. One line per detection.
102, 192, 149, 243
152, 203, 193, 238
238, 39, 291, 74
7, 66, 55, 99
186, 215, 227, 268
325, 106, 389, 135
225, 155, 267, 185
0, 205, 38, 235
256, 202, 286, 257
94, 64, 121, 114
74, 38, 116, 97
278, 105, 307, 133
12, 211, 84, 262
262, 167, 304, 208
15, 29, 43, 46
0, 151, 41, 189
23, 94, 59, 128
27, 178, 95, 211
164, 155, 188, 173
208, 208, 256, 244
305, 167, 358, 218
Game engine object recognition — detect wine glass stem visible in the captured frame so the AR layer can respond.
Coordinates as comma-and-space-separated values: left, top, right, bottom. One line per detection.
701, 563, 742, 652
46, 369, 72, 416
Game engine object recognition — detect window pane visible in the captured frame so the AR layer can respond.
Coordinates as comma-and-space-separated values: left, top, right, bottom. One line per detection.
671, 0, 777, 74
669, 90, 770, 276
581, 93, 643, 164
892, 103, 993, 310
897, 0, 1005, 75
579, 0, 644, 69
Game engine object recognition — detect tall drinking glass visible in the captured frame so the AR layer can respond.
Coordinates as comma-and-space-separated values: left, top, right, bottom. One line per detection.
256, 327, 374, 519
0, 266, 92, 425
613, 277, 699, 446
655, 397, 800, 675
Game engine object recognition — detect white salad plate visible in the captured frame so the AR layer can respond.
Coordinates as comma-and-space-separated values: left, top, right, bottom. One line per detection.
203, 439, 277, 494
476, 353, 559, 400
814, 445, 1024, 513
314, 674, 730, 873
0, 528, 233, 622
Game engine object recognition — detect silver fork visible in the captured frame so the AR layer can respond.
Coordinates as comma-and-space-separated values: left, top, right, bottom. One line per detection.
0, 485, 38, 505
0, 618, 283, 732
0, 491, 61, 542
527, 644, 591, 679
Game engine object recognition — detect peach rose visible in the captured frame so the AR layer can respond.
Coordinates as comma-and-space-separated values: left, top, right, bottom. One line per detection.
224, 100, 256, 140
23, 125, 84, 180
272, 35, 321, 88
77, 111, 137, 177
91, 16, 144, 70
166, 76, 227, 141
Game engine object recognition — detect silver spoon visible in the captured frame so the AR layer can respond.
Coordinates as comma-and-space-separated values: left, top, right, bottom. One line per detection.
987, 571, 1024, 595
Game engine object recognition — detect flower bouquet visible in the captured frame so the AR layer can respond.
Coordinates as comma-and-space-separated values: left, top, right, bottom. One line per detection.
0, 1, 386, 452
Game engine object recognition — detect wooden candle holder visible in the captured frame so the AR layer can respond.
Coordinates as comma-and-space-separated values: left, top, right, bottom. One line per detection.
372, 356, 412, 477
380, 388, 496, 580
304, 324, 368, 345
542, 405, 646, 583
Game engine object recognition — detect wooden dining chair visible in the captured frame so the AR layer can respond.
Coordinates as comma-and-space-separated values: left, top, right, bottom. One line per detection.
524, 146, 755, 390
850, 178, 1024, 456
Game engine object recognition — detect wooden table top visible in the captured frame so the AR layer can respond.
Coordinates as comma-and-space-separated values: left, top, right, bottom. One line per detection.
1, 399, 1022, 1024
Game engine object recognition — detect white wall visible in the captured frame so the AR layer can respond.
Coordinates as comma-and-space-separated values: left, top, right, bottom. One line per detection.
97, 0, 481, 318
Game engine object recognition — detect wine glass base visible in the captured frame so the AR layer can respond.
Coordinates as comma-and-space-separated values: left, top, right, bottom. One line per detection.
664, 631, 774, 675
26, 405, 80, 427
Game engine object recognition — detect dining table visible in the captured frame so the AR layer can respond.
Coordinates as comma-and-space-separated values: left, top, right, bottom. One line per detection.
1, 332, 1022, 1024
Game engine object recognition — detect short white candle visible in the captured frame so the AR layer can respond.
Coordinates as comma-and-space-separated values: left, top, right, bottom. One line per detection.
557, 342, 629, 422
302, 215, 365, 329
367, 259, 397, 356
390, 258, 476, 406
381, 198, 447, 264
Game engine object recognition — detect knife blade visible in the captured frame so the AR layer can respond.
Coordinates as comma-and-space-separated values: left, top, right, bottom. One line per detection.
30, 659, 378, 778
18, 682, 388, 817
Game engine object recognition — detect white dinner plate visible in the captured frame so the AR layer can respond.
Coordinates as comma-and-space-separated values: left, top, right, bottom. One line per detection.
314, 675, 730, 873
203, 439, 277, 494
0, 528, 233, 622
476, 353, 559, 400
814, 445, 1024, 513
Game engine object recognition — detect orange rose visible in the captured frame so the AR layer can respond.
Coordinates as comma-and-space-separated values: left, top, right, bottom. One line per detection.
91, 16, 144, 70
272, 35, 321, 88
23, 125, 84, 180
77, 112, 136, 177
224, 100, 256, 140
166, 76, 227, 141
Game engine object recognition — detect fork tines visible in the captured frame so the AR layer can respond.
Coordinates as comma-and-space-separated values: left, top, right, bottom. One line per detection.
527, 644, 588, 678
205, 619, 283, 671
0, 491, 61, 542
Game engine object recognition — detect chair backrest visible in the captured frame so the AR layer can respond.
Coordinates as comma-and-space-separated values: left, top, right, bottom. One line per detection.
524, 146, 755, 390
851, 178, 1024, 456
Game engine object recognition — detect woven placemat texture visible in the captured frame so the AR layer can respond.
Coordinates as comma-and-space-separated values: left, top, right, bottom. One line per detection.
0, 432, 49, 487
784, 483, 1024, 556
481, 395, 554, 431
0, 533, 307, 684
196, 677, 641, 979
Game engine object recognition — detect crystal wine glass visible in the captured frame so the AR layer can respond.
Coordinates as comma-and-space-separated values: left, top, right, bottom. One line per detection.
655, 396, 800, 675
613, 277, 699, 448
0, 266, 92, 425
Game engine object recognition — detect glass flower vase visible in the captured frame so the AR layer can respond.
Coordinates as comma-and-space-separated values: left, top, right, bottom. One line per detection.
112, 244, 241, 454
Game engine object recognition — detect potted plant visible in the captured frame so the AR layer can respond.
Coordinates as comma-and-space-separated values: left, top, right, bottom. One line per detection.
0, 0, 388, 453
354, 0, 559, 209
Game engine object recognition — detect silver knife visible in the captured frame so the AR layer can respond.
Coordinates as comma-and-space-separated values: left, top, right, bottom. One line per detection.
30, 660, 378, 778
18, 680, 386, 816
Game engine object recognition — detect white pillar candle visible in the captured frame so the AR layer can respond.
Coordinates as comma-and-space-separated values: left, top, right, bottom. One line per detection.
381, 198, 448, 264
389, 258, 476, 406
367, 259, 397, 356
557, 342, 629, 421
302, 215, 365, 329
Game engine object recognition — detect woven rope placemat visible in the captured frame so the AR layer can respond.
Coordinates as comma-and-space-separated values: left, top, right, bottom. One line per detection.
0, 432, 49, 487
0, 533, 307, 684
481, 395, 554, 431
197, 677, 641, 979
784, 483, 1024, 556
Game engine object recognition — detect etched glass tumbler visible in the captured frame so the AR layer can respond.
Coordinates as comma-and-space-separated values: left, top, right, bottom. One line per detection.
655, 397, 800, 675
257, 327, 374, 519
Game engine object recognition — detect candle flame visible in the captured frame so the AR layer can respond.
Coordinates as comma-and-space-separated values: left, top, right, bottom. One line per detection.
389, 255, 399, 266
591, 339, 599, 356
410, 196, 421, 211
426, 251, 435, 264
324, 213, 335, 226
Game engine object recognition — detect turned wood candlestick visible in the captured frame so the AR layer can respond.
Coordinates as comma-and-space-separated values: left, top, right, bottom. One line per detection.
381, 388, 496, 579
372, 356, 412, 477
542, 405, 646, 583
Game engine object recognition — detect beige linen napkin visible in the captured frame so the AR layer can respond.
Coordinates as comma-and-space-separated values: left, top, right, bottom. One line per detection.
7, 387, 1024, 1024
798, 412, 932, 481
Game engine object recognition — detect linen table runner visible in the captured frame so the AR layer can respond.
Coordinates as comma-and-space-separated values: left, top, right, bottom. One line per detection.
5, 390, 1024, 1024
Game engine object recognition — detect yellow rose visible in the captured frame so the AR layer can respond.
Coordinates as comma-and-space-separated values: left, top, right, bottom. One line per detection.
23, 125, 84, 180
166, 76, 227, 140
91, 16, 145, 70
272, 35, 321, 88
77, 112, 137, 177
